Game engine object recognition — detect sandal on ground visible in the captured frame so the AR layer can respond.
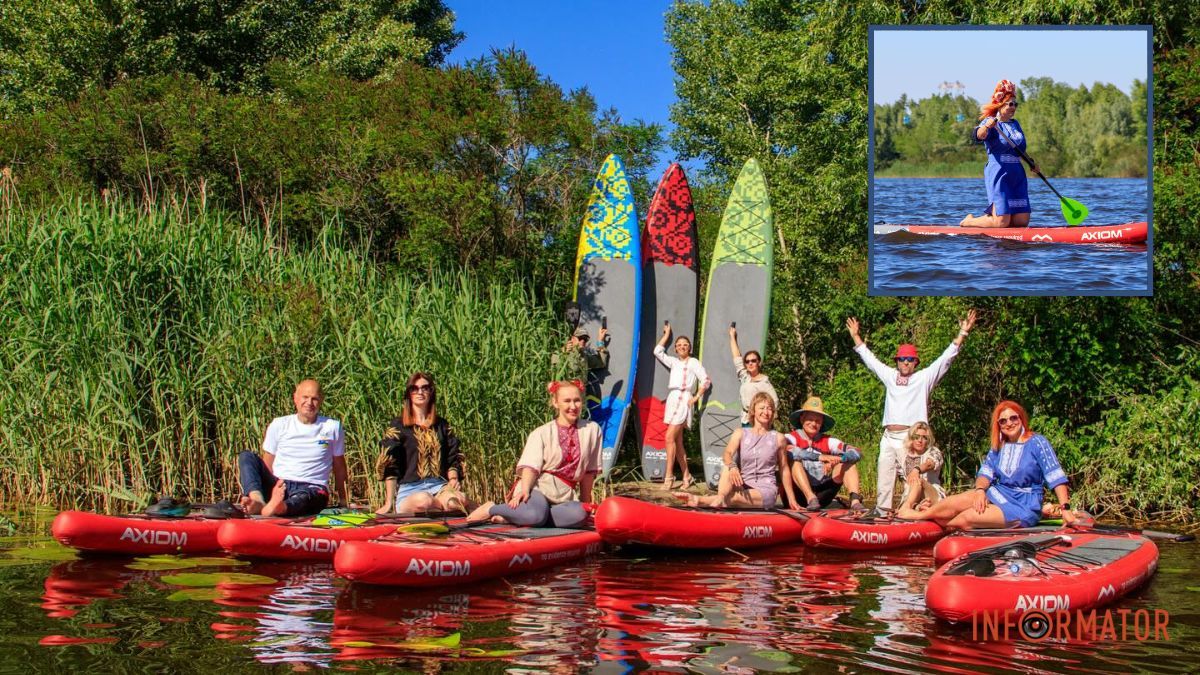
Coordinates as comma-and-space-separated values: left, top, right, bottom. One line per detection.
661, 478, 677, 491
203, 500, 246, 519
680, 475, 696, 491
848, 492, 868, 512
145, 496, 190, 518
806, 497, 823, 512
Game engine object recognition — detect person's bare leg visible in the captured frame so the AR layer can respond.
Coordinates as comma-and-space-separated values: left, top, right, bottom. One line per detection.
663, 425, 681, 488
1011, 212, 1030, 227
946, 504, 1010, 531
467, 500, 496, 523
261, 480, 288, 517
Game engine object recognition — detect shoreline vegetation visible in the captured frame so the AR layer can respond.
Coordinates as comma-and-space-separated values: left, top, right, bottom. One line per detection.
1, 2, 1197, 523
874, 78, 1148, 179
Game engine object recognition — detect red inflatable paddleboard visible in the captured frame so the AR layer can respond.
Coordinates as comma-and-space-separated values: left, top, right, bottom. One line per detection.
595, 496, 807, 550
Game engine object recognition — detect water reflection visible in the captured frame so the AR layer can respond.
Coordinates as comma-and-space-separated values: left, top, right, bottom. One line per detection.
13, 531, 1200, 672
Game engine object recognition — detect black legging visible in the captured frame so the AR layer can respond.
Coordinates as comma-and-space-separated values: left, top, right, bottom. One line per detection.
488, 489, 588, 528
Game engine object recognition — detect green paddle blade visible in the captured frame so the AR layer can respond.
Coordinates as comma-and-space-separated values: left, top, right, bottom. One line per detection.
1061, 196, 1089, 225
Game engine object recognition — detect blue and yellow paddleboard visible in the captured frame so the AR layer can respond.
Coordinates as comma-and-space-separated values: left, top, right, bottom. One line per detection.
573, 154, 641, 476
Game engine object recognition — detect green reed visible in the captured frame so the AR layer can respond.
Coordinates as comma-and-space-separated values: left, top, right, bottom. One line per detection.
0, 199, 566, 511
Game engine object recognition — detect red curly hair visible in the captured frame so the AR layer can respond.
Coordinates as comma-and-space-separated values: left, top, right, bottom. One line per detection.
990, 400, 1030, 449
978, 79, 1017, 121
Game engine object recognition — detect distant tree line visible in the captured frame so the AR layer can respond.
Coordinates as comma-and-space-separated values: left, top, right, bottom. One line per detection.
874, 78, 1148, 177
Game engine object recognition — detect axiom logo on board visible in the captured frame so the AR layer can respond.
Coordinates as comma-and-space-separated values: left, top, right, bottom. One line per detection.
1016, 594, 1069, 611
1031, 234, 1053, 242
280, 534, 338, 553
1081, 229, 1123, 242
405, 558, 471, 577
850, 530, 887, 545
120, 527, 187, 547
743, 525, 772, 539
973, 608, 1171, 642
643, 451, 668, 461
509, 553, 533, 567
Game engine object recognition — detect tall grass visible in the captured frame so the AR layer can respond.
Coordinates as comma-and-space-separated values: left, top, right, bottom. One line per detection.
0, 199, 565, 511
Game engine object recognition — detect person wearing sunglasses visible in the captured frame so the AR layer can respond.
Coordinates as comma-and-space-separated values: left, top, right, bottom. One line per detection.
729, 324, 779, 428
847, 309, 976, 513
900, 400, 1077, 530
374, 372, 467, 515
238, 379, 347, 516
652, 321, 710, 490
894, 421, 944, 514
959, 79, 1038, 228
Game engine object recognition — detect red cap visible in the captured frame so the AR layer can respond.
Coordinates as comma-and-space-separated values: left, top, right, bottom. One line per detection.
895, 344, 919, 360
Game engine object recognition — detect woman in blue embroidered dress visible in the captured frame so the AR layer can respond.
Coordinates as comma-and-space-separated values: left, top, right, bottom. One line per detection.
898, 400, 1078, 530
960, 79, 1038, 228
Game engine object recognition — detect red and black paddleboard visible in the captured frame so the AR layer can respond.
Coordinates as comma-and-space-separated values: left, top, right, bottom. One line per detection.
52, 510, 225, 555
874, 221, 1147, 245
926, 531, 1159, 622
218, 516, 447, 561
595, 496, 807, 550
802, 512, 945, 550
334, 524, 603, 587
635, 163, 700, 483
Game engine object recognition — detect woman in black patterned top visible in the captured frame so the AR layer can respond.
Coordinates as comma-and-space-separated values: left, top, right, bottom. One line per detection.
374, 372, 466, 514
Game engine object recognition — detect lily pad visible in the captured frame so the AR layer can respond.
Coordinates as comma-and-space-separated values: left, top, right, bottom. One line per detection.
166, 588, 223, 602
161, 572, 276, 587
1158, 568, 1188, 574
4, 545, 78, 562
1186, 587, 1200, 592
127, 555, 249, 571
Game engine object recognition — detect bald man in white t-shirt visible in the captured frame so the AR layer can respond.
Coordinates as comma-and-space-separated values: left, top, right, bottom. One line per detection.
237, 380, 348, 516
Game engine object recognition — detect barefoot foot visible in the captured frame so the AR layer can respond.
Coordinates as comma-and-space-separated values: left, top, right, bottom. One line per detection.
466, 501, 496, 524
240, 493, 266, 516
261, 480, 287, 517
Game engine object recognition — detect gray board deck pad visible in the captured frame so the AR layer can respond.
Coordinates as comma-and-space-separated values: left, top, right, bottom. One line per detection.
698, 263, 770, 487
576, 257, 639, 475
636, 261, 697, 481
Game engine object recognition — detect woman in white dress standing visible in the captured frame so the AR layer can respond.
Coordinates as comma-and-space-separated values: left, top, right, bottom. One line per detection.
653, 321, 710, 490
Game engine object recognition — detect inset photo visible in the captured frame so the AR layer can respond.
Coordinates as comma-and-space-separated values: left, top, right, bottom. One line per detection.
868, 26, 1151, 296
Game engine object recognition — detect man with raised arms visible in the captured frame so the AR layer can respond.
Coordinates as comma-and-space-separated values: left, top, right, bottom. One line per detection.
238, 379, 348, 516
848, 310, 976, 513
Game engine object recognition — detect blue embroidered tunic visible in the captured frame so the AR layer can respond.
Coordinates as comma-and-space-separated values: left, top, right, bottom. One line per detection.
976, 118, 1031, 216
977, 433, 1067, 527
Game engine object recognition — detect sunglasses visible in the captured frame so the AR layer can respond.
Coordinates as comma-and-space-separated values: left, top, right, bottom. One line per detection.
998, 414, 1020, 425
896, 357, 918, 363
408, 384, 432, 394
744, 358, 760, 365
1004, 101, 1018, 108
911, 434, 929, 441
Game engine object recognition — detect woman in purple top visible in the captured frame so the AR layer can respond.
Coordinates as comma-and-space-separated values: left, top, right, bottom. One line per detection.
677, 392, 799, 510
960, 79, 1038, 228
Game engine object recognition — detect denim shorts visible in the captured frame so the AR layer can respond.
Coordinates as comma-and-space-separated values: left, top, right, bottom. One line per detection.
395, 477, 448, 508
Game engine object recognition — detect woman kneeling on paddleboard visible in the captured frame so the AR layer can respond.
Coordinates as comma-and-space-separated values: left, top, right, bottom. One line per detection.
678, 392, 798, 510
653, 322, 710, 490
960, 79, 1038, 229
467, 380, 601, 528
898, 400, 1079, 529
374, 372, 468, 515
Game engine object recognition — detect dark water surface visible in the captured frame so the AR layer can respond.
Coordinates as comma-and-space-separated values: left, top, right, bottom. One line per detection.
3, 507, 1198, 673
871, 178, 1150, 295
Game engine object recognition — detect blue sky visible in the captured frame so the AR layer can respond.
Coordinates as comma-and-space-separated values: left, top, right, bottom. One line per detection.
872, 28, 1150, 105
446, 1, 677, 136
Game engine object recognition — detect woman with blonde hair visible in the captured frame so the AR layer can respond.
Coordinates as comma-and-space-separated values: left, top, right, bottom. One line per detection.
374, 372, 467, 514
677, 392, 799, 510
896, 421, 945, 511
960, 79, 1038, 228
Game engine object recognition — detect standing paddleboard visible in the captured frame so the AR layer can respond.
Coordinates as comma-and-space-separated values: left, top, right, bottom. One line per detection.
635, 163, 699, 481
574, 154, 641, 476
698, 158, 774, 487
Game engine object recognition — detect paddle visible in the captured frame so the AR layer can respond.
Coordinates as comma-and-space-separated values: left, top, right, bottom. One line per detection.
991, 117, 1089, 225
1074, 522, 1195, 543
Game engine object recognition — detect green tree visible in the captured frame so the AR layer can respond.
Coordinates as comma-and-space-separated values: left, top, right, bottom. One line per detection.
0, 0, 463, 117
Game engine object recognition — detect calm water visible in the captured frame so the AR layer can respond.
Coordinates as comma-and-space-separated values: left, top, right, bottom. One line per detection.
871, 178, 1150, 295
3, 506, 1198, 673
